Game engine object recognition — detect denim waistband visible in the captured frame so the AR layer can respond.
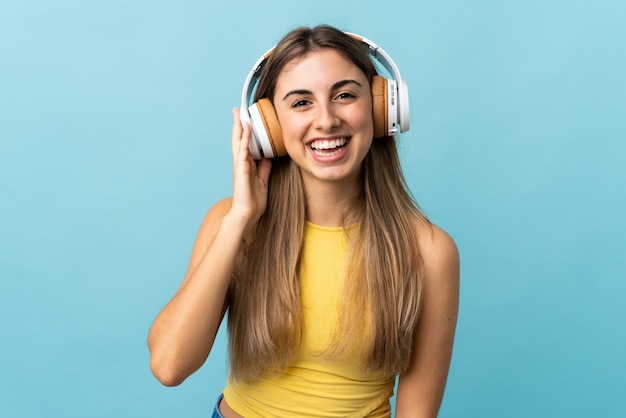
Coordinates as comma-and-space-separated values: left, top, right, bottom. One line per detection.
211, 394, 225, 418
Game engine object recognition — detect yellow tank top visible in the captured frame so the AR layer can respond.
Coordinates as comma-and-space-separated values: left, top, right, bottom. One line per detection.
223, 222, 394, 417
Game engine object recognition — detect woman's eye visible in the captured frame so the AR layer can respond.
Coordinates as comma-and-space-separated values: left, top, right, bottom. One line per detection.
292, 99, 310, 108
337, 92, 356, 100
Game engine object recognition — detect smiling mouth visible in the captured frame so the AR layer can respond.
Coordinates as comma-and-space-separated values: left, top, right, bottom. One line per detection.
309, 137, 348, 156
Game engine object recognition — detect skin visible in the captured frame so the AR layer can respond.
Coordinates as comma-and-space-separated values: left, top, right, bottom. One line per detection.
147, 49, 459, 418
272, 49, 374, 226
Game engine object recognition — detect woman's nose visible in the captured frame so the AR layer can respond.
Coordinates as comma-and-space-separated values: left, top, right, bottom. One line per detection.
313, 104, 340, 131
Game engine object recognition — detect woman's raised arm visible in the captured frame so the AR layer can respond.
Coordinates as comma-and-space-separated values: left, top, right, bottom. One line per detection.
147, 109, 272, 386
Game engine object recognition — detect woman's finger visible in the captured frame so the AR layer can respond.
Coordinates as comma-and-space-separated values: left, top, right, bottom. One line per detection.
257, 158, 272, 186
239, 122, 252, 165
231, 107, 243, 160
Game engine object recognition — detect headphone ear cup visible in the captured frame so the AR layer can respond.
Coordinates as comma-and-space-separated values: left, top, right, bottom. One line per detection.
371, 75, 388, 138
255, 98, 287, 157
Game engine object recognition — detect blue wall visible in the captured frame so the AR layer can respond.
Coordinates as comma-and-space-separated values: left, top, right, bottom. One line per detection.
1, 1, 624, 416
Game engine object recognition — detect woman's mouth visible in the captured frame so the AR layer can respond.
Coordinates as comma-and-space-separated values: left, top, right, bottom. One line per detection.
309, 137, 349, 157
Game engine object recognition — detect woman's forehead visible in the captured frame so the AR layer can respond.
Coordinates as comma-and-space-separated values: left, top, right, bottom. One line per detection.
275, 49, 367, 88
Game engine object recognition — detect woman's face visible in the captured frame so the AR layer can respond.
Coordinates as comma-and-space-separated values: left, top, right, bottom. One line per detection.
272, 48, 374, 188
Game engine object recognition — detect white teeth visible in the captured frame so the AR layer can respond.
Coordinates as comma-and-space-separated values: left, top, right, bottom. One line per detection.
313, 147, 343, 157
310, 137, 347, 150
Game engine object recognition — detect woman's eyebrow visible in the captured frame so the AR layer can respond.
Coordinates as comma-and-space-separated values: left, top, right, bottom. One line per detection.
282, 89, 312, 101
332, 79, 362, 90
281, 79, 363, 101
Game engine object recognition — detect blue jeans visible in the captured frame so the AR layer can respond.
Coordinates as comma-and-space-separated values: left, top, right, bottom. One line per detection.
211, 394, 225, 418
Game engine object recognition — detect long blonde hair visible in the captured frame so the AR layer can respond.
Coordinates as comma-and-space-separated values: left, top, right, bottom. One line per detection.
228, 25, 428, 383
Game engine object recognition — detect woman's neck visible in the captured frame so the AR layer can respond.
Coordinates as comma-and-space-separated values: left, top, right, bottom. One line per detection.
302, 176, 360, 228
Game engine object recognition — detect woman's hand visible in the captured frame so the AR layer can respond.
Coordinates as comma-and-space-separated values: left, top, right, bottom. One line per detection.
228, 108, 273, 232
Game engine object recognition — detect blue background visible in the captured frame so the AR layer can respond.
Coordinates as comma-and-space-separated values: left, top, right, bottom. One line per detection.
1, 0, 625, 417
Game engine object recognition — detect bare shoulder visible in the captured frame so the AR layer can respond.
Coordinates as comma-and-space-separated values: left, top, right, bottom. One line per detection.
412, 217, 460, 289
185, 198, 233, 278
197, 198, 233, 236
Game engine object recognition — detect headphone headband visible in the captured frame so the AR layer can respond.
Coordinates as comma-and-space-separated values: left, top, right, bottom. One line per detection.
347, 34, 403, 84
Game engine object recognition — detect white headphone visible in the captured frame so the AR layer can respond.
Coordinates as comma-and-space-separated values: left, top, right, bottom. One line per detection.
240, 32, 410, 159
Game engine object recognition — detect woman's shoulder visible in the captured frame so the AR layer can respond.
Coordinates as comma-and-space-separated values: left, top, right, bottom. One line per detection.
209, 197, 233, 216
411, 216, 460, 284
192, 198, 234, 246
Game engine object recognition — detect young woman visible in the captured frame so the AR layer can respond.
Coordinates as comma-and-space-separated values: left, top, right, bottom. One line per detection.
148, 25, 459, 418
